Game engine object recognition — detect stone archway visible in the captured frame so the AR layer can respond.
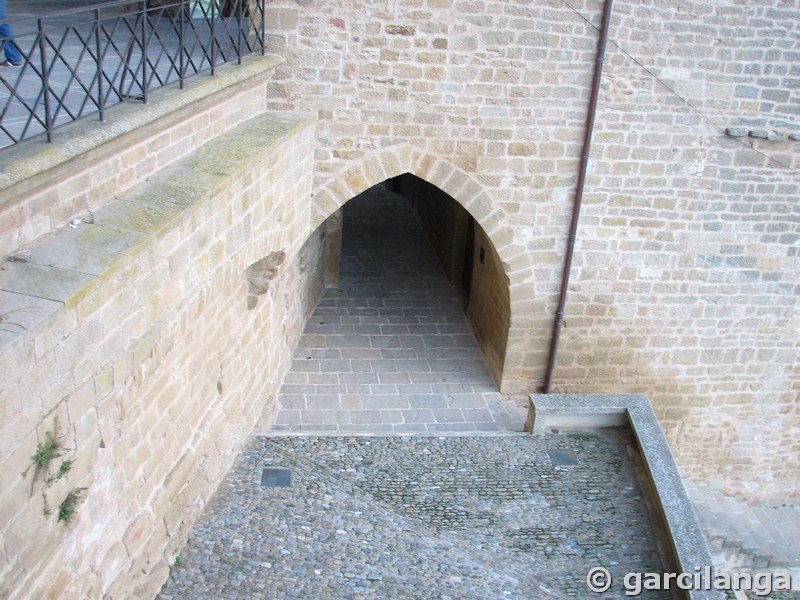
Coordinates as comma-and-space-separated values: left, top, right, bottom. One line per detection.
307, 145, 538, 395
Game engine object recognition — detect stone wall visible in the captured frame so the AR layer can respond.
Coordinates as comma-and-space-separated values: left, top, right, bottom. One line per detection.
465, 222, 510, 386
260, 0, 799, 503
403, 174, 470, 288
561, 0, 799, 502
0, 60, 322, 597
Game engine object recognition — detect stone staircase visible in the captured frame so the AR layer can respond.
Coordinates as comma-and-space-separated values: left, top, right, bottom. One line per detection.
684, 480, 800, 579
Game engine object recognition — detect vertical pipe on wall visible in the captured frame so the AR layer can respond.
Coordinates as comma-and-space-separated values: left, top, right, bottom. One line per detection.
543, 0, 614, 394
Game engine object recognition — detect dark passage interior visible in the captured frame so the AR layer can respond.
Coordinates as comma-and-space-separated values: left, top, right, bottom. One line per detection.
271, 181, 520, 432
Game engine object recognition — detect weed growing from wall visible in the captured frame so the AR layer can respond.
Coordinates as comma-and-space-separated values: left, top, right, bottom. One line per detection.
22, 419, 87, 525
57, 488, 87, 525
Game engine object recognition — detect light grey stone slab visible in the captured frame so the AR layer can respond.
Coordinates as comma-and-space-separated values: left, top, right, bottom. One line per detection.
349, 410, 382, 424
290, 359, 321, 373
461, 408, 493, 422
401, 409, 435, 424
432, 408, 465, 423
24, 236, 123, 276
0, 260, 94, 302
320, 409, 351, 424
0, 289, 63, 335
378, 410, 403, 424
369, 335, 401, 348
446, 394, 489, 409
341, 348, 382, 359
339, 372, 379, 384
406, 394, 447, 408
306, 395, 341, 410
378, 372, 410, 384
318, 359, 352, 373
368, 384, 398, 395
340, 395, 364, 410
273, 410, 301, 425
369, 359, 397, 373
359, 395, 409, 410
277, 395, 306, 410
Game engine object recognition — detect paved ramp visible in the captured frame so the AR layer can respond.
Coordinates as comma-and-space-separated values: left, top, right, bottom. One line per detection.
158, 430, 669, 599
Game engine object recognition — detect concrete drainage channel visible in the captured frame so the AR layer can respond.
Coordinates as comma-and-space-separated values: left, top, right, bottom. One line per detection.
157, 396, 723, 599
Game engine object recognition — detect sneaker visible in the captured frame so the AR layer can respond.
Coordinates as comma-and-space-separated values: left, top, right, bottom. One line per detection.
0, 61, 22, 67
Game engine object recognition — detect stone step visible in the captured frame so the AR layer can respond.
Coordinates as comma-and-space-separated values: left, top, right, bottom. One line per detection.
686, 480, 800, 570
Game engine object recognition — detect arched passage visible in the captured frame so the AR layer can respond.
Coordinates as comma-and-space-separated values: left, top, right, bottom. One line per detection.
273, 181, 521, 432
307, 145, 538, 395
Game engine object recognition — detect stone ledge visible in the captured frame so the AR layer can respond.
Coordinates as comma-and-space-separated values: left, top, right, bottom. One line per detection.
526, 393, 725, 600
0, 110, 316, 351
0, 54, 283, 207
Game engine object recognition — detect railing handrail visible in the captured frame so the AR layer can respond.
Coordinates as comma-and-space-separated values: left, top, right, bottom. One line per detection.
37, 1, 150, 18
0, 0, 266, 149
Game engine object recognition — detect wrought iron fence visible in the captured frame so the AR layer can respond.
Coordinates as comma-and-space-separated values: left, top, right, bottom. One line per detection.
0, 0, 266, 148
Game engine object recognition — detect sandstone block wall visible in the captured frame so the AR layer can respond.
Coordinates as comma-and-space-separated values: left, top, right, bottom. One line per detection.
0, 60, 322, 597
261, 0, 799, 503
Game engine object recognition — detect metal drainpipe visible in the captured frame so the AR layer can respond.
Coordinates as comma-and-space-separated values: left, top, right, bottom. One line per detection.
543, 0, 614, 394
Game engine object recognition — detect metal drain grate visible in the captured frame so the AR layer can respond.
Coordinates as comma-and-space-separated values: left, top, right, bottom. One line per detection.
547, 449, 580, 467
261, 468, 293, 488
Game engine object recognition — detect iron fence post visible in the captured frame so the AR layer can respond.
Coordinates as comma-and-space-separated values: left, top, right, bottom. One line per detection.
260, 0, 265, 55
95, 8, 104, 121
237, 0, 243, 65
37, 18, 53, 143
141, 0, 148, 102
179, 0, 186, 89
210, 0, 216, 75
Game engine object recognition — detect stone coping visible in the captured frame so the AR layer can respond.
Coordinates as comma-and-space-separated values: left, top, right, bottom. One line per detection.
526, 393, 725, 600
0, 54, 283, 205
0, 109, 315, 352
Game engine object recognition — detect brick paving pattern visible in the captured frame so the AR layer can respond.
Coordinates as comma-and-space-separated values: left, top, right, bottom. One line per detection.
158, 429, 669, 599
272, 186, 524, 433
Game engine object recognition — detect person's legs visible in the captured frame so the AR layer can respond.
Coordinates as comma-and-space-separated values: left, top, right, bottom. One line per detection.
0, 23, 22, 65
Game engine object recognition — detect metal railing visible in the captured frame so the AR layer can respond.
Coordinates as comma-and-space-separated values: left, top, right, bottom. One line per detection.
0, 0, 266, 148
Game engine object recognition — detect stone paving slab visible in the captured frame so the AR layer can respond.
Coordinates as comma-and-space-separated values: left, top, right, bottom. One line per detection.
158, 429, 669, 599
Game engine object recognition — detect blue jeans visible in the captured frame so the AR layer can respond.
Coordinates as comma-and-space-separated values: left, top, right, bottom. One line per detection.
0, 23, 22, 65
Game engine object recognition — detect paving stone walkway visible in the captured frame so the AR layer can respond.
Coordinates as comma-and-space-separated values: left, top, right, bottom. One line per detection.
158, 429, 670, 599
271, 185, 525, 433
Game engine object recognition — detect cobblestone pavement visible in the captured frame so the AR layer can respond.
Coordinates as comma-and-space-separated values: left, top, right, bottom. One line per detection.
271, 186, 525, 433
158, 429, 670, 599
